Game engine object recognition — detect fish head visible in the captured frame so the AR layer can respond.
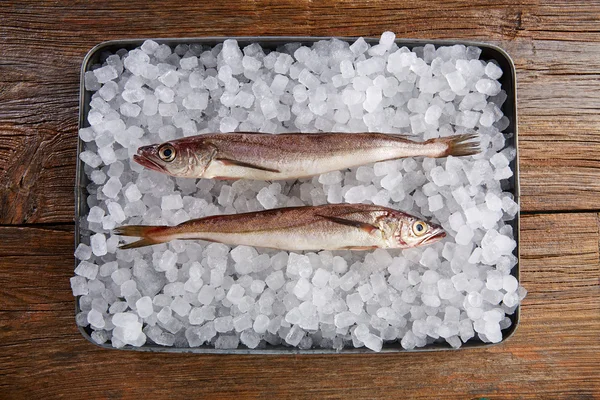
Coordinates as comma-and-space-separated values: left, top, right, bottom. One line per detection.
382, 212, 446, 248
133, 138, 216, 178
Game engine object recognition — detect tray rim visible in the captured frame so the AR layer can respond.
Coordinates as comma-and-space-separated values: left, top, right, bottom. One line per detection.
75, 36, 520, 354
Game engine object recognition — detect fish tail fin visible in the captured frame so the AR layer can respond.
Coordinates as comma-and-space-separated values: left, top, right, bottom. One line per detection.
113, 225, 170, 249
435, 134, 480, 157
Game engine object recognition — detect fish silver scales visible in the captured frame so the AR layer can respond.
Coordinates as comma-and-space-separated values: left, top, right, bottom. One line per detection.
114, 204, 446, 251
133, 132, 479, 180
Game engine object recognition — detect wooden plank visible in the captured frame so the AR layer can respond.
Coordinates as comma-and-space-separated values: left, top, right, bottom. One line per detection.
0, 226, 75, 310
519, 1, 600, 42
1, 1, 600, 223
0, 214, 598, 398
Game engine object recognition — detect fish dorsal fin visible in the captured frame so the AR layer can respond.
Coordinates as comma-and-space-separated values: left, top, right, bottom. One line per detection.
215, 158, 280, 173
387, 133, 411, 140
318, 215, 379, 234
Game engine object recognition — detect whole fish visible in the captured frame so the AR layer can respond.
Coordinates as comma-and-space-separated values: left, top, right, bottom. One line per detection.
133, 132, 478, 180
114, 204, 446, 251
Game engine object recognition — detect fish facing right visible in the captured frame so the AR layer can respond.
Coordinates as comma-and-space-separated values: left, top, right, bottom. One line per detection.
133, 132, 479, 180
114, 204, 446, 251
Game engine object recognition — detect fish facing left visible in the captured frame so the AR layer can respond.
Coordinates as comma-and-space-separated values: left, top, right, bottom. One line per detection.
133, 132, 479, 181
114, 204, 446, 252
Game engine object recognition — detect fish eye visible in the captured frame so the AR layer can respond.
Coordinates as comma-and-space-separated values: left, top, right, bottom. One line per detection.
412, 221, 428, 236
158, 144, 176, 162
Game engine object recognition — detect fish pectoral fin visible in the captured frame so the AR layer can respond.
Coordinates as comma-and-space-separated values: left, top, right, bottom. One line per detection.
216, 158, 280, 173
318, 215, 379, 234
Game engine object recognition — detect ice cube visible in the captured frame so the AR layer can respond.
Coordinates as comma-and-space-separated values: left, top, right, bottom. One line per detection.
446, 71, 466, 92
318, 171, 343, 185
332, 256, 348, 274
215, 334, 239, 349
437, 279, 457, 300
422, 294, 441, 307
70, 276, 88, 296
180, 56, 199, 70
155, 85, 175, 103
231, 245, 257, 264
363, 334, 383, 352
339, 271, 360, 291
350, 37, 369, 55
79, 150, 102, 168
486, 270, 504, 291
455, 225, 474, 245
344, 185, 368, 203
334, 311, 356, 328
370, 274, 387, 294
87, 309, 105, 328
226, 284, 245, 304
90, 233, 107, 256
75, 260, 99, 280
102, 177, 122, 199
410, 114, 427, 134
298, 69, 321, 89
424, 105, 442, 124
363, 86, 382, 112
266, 270, 285, 290
485, 62, 503, 79
124, 184, 143, 202
503, 292, 519, 307
183, 92, 209, 110
170, 296, 191, 317
257, 187, 278, 209
490, 152, 509, 169
481, 288, 504, 305
240, 330, 261, 349
94, 65, 118, 83
136, 296, 154, 318
401, 330, 417, 349
428, 194, 444, 212
74, 243, 92, 261
355, 166, 375, 183
293, 278, 311, 299
285, 325, 305, 346
161, 194, 183, 210
253, 314, 270, 334
270, 74, 290, 95
311, 268, 331, 288
274, 53, 293, 74
502, 275, 519, 293
214, 316, 234, 333
197, 285, 216, 305
233, 314, 253, 332
421, 270, 440, 285
341, 293, 363, 318
475, 79, 501, 96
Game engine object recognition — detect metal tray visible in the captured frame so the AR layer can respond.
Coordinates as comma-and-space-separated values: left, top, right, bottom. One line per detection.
76, 37, 519, 353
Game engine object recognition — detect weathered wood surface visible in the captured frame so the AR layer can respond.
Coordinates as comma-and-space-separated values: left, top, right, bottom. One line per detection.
1, 214, 598, 398
1, 1, 600, 223
1, 1, 599, 398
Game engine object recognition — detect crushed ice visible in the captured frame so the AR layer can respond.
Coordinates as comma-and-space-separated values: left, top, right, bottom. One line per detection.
74, 32, 523, 351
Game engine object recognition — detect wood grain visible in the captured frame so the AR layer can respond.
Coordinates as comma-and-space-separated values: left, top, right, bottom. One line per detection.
1, 1, 600, 398
1, 215, 599, 399
0, 225, 75, 310
1, 1, 600, 223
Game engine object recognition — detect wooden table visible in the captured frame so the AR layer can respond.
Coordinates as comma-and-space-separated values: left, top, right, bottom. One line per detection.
1, 1, 599, 398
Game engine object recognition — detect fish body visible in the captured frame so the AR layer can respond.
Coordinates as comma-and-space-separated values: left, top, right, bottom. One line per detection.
133, 132, 479, 180
114, 204, 446, 251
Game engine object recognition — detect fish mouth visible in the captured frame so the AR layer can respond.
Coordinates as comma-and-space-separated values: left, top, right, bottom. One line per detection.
421, 230, 447, 245
133, 153, 165, 173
